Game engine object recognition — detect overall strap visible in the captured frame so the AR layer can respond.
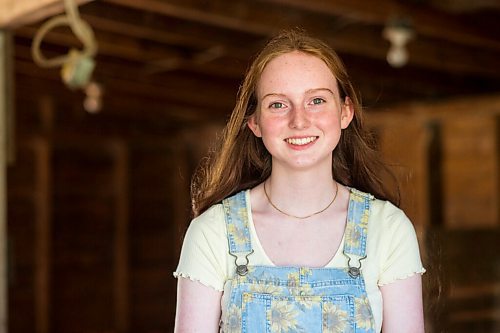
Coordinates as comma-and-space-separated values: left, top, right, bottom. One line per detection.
222, 190, 254, 276
343, 188, 374, 278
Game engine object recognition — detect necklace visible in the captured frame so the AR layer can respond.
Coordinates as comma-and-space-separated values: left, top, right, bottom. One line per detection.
263, 181, 339, 220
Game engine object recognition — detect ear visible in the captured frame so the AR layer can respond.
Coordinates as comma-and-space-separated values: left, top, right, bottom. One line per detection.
247, 114, 262, 137
340, 97, 355, 129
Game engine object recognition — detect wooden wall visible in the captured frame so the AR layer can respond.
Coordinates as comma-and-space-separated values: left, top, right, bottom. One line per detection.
6, 75, 500, 332
8, 138, 192, 333
369, 97, 500, 332
7, 81, 221, 332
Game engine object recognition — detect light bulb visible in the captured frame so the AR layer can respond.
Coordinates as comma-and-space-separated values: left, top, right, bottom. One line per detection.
84, 96, 101, 113
387, 45, 409, 67
84, 81, 103, 113
383, 19, 414, 68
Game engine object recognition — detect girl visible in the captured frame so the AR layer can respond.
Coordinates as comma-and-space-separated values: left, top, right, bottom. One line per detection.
174, 29, 425, 333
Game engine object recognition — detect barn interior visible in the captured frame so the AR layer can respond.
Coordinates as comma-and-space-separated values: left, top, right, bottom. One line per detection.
0, 0, 500, 332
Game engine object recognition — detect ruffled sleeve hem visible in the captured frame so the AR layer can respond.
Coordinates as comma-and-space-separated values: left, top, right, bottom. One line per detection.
377, 267, 426, 287
173, 271, 224, 292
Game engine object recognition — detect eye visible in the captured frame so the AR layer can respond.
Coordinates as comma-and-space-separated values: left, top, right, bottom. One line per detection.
269, 102, 285, 109
311, 97, 326, 105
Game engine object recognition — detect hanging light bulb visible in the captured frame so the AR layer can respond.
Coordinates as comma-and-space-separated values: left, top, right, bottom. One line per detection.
383, 18, 415, 68
84, 81, 103, 113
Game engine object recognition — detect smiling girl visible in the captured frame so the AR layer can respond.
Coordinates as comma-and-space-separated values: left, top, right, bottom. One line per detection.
174, 29, 425, 333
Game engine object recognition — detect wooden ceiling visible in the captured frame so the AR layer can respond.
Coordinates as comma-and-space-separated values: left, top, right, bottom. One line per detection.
10, 0, 500, 129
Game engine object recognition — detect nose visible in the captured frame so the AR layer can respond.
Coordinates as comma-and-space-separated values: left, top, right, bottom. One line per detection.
289, 106, 310, 129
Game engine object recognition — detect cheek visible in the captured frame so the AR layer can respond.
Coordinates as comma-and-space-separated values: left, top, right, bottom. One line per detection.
259, 126, 281, 148
317, 113, 342, 129
258, 121, 285, 152
256, 116, 283, 135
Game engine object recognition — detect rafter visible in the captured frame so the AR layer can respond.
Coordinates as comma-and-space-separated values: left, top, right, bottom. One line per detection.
102, 0, 500, 78
260, 0, 500, 51
0, 0, 94, 28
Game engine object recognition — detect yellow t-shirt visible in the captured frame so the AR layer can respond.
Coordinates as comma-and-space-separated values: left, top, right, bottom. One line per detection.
174, 190, 425, 332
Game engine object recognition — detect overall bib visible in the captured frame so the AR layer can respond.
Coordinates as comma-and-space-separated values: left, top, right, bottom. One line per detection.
220, 188, 376, 333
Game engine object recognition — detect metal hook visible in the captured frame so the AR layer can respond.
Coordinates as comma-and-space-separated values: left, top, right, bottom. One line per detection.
229, 250, 254, 276
346, 254, 367, 278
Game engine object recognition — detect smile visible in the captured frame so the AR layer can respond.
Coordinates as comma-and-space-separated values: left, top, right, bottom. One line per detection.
285, 136, 318, 146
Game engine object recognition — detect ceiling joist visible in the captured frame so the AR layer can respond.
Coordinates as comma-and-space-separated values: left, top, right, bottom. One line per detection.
0, 0, 93, 28
7, 0, 500, 124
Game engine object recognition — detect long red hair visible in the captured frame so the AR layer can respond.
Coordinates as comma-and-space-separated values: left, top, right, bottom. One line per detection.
191, 29, 399, 217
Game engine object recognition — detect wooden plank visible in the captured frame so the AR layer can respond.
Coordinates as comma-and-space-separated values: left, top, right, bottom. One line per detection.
111, 141, 129, 333
442, 115, 498, 228
0, 29, 13, 333
450, 282, 500, 300
367, 114, 430, 234
0, 0, 94, 28
33, 135, 51, 333
372, 95, 500, 229
170, 144, 191, 259
50, 141, 116, 331
374, 94, 500, 118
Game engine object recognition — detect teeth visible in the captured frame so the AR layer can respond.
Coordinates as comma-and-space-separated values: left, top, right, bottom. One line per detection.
286, 137, 317, 145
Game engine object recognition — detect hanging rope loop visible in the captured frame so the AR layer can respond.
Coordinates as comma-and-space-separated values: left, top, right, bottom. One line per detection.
31, 0, 97, 68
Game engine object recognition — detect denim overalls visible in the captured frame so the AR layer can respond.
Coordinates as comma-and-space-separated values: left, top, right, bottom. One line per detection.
220, 188, 376, 333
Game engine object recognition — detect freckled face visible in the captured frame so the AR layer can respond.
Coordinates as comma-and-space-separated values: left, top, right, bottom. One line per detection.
248, 51, 353, 171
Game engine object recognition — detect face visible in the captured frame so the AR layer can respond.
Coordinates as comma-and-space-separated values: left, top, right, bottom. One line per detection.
248, 51, 353, 171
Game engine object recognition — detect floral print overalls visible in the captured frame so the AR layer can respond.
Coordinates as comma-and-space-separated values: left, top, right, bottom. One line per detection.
220, 188, 376, 333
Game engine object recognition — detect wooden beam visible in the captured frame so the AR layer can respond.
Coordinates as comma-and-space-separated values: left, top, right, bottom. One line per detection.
0, 29, 13, 333
103, 0, 500, 78
0, 0, 94, 28
14, 74, 226, 123
450, 282, 500, 299
333, 25, 500, 79
428, 0, 500, 13
104, 0, 274, 36
373, 94, 500, 118
111, 140, 129, 333
14, 57, 237, 111
33, 134, 52, 333
83, 1, 264, 51
15, 25, 185, 64
15, 33, 497, 110
260, 0, 500, 52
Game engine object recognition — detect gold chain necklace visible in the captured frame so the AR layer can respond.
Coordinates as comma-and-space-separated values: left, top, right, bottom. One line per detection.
263, 181, 338, 220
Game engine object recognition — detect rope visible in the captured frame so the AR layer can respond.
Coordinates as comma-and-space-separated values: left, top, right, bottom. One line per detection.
31, 0, 97, 68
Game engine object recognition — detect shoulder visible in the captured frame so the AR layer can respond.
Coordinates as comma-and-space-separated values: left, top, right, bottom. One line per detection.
175, 203, 231, 291
368, 198, 419, 250
186, 203, 227, 242
369, 198, 412, 230
366, 198, 425, 286
349, 187, 411, 230
188, 188, 251, 238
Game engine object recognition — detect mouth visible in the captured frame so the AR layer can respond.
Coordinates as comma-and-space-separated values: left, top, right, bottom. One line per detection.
284, 136, 319, 146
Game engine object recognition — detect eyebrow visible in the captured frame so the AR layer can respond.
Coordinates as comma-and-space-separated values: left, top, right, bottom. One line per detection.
261, 88, 336, 100
307, 88, 336, 96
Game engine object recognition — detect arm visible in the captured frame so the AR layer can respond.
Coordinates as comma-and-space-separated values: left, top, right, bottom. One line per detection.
380, 274, 425, 333
174, 277, 223, 333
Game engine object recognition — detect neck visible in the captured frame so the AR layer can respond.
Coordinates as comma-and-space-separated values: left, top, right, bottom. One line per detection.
264, 167, 338, 218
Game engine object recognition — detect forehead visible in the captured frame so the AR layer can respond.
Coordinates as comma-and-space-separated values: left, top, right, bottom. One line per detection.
257, 51, 339, 97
